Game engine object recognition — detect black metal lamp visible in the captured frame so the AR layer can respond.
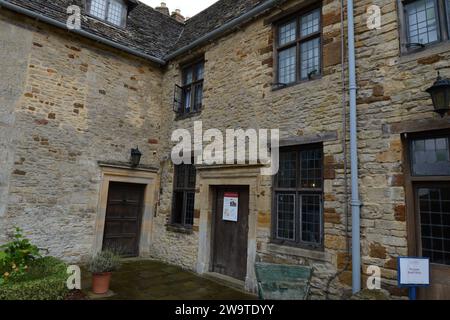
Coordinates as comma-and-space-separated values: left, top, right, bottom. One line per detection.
426, 72, 450, 117
130, 147, 142, 167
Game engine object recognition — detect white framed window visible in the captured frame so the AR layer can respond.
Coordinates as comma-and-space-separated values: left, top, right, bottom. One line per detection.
88, 0, 127, 27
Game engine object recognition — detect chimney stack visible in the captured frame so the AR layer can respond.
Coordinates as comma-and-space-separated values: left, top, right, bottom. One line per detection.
155, 2, 169, 16
171, 9, 185, 23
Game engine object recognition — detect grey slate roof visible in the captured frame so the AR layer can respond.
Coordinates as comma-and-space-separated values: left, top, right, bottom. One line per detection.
173, 0, 265, 50
2, 0, 271, 62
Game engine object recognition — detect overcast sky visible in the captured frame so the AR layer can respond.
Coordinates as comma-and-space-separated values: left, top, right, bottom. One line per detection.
140, 0, 218, 18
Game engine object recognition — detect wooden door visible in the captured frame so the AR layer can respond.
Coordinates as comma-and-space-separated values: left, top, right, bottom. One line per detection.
103, 182, 145, 257
212, 186, 249, 281
415, 184, 450, 299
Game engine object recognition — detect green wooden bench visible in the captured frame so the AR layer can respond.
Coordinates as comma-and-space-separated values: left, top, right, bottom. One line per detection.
255, 262, 312, 300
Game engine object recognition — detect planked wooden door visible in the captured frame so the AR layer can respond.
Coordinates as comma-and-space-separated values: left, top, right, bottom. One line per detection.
103, 182, 146, 257
212, 186, 249, 281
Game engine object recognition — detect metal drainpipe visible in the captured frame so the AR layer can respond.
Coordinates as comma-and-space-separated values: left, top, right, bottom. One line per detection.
347, 0, 362, 294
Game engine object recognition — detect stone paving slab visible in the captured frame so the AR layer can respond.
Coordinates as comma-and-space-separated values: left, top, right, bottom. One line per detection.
82, 259, 257, 300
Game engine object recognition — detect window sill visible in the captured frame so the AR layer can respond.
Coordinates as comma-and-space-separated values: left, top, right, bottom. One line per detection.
399, 41, 450, 64
174, 110, 202, 121
166, 224, 194, 235
267, 242, 331, 263
271, 75, 322, 92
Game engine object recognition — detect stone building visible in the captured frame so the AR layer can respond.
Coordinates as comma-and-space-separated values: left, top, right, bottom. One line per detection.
0, 0, 449, 299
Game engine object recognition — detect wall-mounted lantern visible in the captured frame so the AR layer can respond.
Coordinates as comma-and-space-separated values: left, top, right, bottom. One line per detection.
130, 147, 142, 167
426, 72, 450, 118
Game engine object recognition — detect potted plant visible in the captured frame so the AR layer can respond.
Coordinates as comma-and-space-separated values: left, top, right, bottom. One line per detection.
87, 250, 121, 294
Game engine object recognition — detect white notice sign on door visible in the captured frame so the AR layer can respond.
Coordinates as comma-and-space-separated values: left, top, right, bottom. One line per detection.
223, 192, 239, 222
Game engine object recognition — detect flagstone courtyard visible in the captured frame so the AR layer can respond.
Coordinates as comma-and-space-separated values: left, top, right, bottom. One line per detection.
81, 259, 257, 300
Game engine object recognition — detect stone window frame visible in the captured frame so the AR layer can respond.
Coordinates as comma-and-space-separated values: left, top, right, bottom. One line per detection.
271, 143, 325, 251
170, 162, 197, 229
272, 3, 323, 90
86, 0, 128, 28
398, 0, 450, 54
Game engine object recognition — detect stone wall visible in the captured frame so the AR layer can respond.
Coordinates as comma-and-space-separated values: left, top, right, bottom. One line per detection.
353, 0, 449, 298
155, 0, 450, 299
155, 0, 352, 298
1, 0, 449, 299
0, 10, 163, 262
0, 13, 33, 243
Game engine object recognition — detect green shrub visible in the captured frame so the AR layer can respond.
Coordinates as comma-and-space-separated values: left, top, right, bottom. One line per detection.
0, 257, 69, 300
87, 250, 121, 273
0, 227, 41, 283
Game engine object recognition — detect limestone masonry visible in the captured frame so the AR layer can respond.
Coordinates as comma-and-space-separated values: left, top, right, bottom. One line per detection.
1, 0, 450, 299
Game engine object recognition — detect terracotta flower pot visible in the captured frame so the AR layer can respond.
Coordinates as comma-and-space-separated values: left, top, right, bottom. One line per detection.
92, 272, 112, 294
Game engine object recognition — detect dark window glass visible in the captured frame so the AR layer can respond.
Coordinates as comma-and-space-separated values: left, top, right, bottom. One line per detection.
411, 136, 450, 176
275, 7, 321, 86
300, 148, 323, 188
179, 60, 204, 115
274, 145, 323, 247
278, 151, 297, 188
276, 193, 296, 240
418, 187, 450, 265
172, 163, 197, 227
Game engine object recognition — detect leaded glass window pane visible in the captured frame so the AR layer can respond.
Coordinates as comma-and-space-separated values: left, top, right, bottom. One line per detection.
278, 47, 296, 84
187, 164, 197, 188
107, 0, 124, 26
277, 194, 295, 240
300, 148, 323, 188
185, 192, 195, 226
279, 20, 297, 46
411, 136, 450, 176
301, 194, 322, 244
406, 0, 439, 45
278, 151, 297, 188
418, 187, 450, 265
300, 9, 320, 37
175, 165, 186, 189
173, 163, 197, 227
90, 0, 107, 19
300, 38, 320, 80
